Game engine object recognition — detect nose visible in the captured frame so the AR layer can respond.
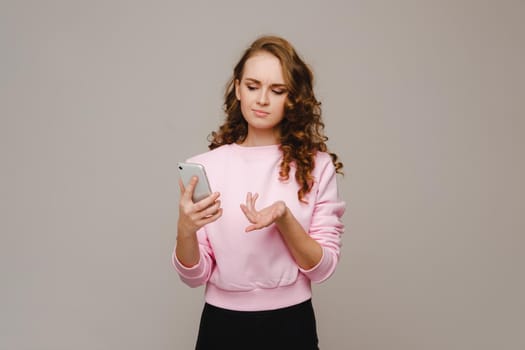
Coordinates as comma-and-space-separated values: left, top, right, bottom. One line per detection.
257, 88, 269, 106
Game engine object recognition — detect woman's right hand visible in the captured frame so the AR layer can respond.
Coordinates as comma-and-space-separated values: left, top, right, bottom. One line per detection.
178, 176, 222, 237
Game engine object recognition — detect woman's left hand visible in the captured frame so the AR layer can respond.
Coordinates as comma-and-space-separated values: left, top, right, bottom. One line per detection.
240, 192, 287, 232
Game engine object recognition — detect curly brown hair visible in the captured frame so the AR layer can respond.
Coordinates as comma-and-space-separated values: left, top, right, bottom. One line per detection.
208, 35, 343, 202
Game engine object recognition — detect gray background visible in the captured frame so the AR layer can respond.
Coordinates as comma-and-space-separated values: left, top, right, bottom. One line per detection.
1, 1, 524, 349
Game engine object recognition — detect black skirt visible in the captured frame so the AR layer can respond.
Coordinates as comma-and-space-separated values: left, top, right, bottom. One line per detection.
195, 299, 319, 350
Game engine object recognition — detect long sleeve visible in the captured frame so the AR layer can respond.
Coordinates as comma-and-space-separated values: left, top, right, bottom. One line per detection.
172, 227, 215, 288
299, 159, 345, 283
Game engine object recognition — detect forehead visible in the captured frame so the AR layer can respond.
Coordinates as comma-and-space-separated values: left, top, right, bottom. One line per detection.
242, 52, 285, 84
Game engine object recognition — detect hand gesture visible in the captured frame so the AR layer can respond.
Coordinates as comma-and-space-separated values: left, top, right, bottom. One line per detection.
178, 176, 222, 236
240, 192, 287, 232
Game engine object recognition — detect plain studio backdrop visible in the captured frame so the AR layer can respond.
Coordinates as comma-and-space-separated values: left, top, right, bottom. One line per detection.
1, 1, 524, 349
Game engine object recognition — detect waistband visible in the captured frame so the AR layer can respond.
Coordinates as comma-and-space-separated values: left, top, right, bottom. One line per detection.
204, 274, 312, 311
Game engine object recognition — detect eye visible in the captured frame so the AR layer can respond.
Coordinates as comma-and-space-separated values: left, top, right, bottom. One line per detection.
272, 89, 286, 95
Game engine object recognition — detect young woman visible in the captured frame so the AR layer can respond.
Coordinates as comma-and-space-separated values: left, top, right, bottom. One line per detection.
173, 35, 345, 350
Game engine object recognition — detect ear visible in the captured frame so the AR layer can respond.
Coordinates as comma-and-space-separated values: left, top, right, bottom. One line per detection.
235, 79, 240, 101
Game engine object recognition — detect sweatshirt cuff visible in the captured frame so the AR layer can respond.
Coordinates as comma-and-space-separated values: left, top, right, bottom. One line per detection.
298, 246, 336, 283
172, 251, 208, 281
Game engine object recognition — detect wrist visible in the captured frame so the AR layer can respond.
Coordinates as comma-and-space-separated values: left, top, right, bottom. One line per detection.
177, 225, 197, 240
275, 201, 290, 225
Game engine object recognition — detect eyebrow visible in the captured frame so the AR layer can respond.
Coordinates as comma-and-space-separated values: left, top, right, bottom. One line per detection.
244, 78, 287, 88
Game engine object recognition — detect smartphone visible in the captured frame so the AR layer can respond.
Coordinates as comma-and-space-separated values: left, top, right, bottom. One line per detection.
177, 162, 212, 202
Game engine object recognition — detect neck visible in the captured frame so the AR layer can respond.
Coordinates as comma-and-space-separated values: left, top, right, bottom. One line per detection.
241, 128, 280, 147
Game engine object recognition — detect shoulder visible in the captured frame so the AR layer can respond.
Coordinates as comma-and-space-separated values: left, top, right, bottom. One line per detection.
314, 151, 335, 171
187, 144, 233, 164
311, 151, 338, 183
314, 151, 333, 164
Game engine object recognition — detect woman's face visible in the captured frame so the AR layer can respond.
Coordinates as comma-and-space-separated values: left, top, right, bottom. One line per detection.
235, 51, 288, 143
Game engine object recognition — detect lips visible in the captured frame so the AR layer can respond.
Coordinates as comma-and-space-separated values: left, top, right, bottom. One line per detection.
252, 109, 269, 117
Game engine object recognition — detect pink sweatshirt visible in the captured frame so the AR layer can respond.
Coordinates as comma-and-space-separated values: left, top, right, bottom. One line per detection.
172, 143, 345, 311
